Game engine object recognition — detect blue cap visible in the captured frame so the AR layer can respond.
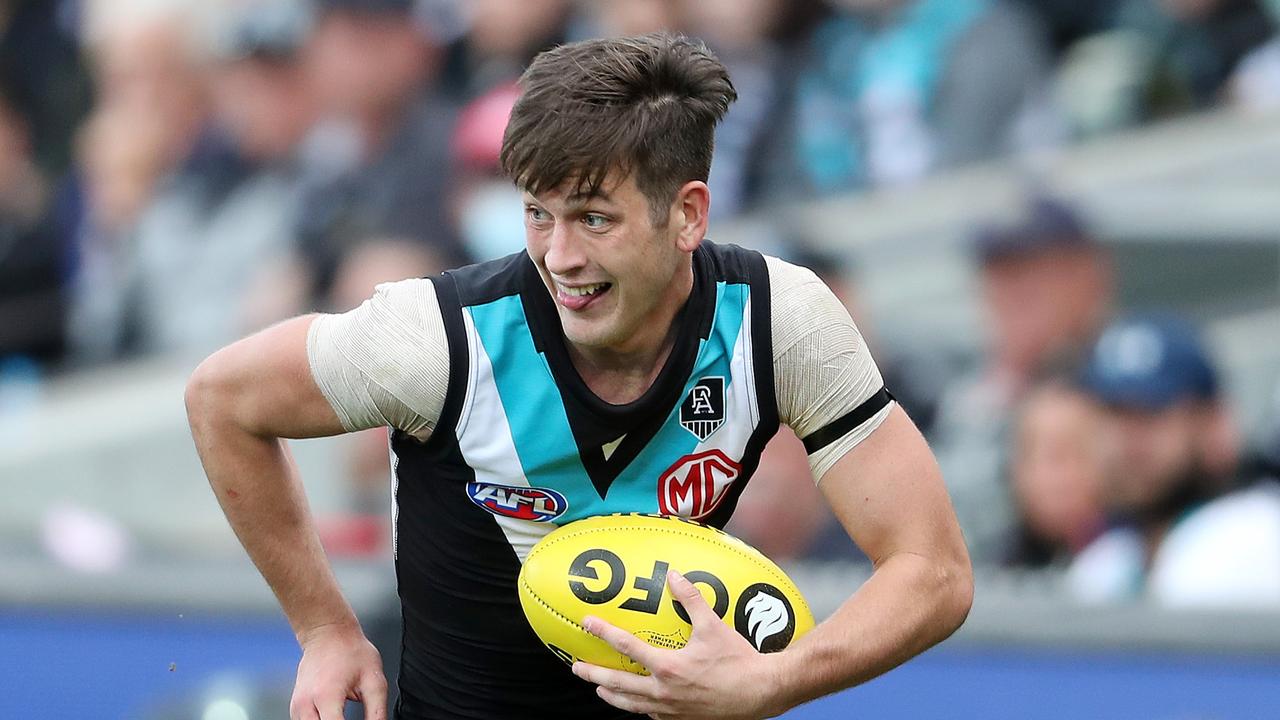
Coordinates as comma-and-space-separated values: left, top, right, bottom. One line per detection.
317, 0, 414, 13
974, 195, 1095, 263
1080, 314, 1219, 410
218, 1, 313, 60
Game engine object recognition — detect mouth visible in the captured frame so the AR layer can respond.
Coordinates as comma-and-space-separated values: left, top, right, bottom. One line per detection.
555, 281, 612, 311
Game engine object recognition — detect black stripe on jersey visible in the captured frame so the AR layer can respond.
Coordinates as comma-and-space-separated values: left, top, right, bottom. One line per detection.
701, 246, 780, 529
800, 387, 894, 455
423, 272, 470, 452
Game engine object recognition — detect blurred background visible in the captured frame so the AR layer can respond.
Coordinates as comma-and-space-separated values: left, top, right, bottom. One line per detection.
1, 0, 1279, 717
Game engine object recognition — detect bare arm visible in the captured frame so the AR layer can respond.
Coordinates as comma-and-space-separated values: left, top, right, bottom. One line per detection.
768, 405, 973, 710
185, 315, 386, 720
572, 407, 971, 720
571, 258, 971, 718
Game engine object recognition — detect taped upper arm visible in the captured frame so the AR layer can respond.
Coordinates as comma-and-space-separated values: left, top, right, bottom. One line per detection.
766, 255, 892, 481
306, 278, 450, 440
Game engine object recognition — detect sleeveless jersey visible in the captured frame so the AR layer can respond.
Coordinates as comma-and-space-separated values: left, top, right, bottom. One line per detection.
389, 242, 778, 719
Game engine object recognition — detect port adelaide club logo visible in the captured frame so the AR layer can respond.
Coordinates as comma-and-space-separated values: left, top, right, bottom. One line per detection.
679, 377, 725, 441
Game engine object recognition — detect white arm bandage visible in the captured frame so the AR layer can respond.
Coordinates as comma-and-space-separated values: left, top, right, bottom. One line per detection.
306, 278, 450, 439
767, 256, 893, 482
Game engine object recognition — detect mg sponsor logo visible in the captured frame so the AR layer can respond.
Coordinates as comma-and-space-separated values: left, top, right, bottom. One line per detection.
657, 449, 741, 520
465, 482, 568, 522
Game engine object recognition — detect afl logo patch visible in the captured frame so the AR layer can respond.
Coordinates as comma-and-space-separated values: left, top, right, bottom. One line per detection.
466, 482, 568, 522
733, 583, 796, 653
679, 377, 725, 441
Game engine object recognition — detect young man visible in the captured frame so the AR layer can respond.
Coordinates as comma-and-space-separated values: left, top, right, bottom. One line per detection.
186, 34, 972, 720
1067, 314, 1280, 607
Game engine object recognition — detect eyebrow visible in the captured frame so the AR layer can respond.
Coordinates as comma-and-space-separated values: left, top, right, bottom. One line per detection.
567, 189, 612, 203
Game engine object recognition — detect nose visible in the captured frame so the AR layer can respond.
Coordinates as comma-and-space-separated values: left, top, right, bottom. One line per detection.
542, 221, 586, 277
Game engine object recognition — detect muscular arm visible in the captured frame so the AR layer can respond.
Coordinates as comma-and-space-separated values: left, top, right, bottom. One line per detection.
185, 278, 449, 719
185, 314, 357, 645
768, 406, 973, 711
757, 254, 967, 702
766, 258, 972, 707
573, 258, 970, 719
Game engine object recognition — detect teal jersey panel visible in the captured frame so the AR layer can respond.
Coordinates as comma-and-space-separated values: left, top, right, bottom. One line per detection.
467, 281, 749, 524
604, 281, 748, 507
465, 295, 601, 520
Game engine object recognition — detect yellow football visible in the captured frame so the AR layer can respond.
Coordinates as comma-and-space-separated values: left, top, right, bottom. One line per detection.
517, 513, 815, 674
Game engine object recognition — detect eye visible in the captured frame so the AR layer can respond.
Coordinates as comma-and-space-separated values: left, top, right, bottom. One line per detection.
583, 213, 609, 229
525, 205, 550, 223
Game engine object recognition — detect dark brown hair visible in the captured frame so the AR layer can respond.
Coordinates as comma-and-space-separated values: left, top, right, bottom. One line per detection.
499, 33, 736, 226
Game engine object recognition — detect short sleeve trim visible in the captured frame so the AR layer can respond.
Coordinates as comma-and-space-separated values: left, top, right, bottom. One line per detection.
801, 387, 894, 454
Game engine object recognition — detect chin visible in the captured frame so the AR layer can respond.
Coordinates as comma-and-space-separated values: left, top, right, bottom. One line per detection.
558, 314, 614, 349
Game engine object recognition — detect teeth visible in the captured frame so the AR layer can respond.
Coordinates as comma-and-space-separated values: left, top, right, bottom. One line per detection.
562, 283, 608, 297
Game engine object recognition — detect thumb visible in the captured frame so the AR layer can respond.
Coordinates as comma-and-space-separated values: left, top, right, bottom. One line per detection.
667, 569, 721, 628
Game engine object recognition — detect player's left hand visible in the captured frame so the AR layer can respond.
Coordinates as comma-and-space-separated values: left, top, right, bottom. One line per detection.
572, 569, 785, 720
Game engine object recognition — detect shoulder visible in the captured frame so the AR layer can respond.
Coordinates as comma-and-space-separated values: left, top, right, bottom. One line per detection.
445, 251, 533, 307
761, 253, 857, 357
763, 253, 824, 292
307, 275, 446, 374
355, 276, 444, 327
761, 254, 837, 318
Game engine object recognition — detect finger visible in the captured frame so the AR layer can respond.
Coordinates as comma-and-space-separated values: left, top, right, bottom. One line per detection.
582, 615, 664, 670
596, 685, 663, 716
316, 698, 346, 720
572, 661, 652, 695
358, 671, 389, 720
667, 569, 721, 627
290, 698, 321, 720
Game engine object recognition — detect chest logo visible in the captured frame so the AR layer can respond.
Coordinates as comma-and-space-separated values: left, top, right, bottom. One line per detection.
658, 449, 741, 520
679, 377, 726, 442
466, 482, 568, 522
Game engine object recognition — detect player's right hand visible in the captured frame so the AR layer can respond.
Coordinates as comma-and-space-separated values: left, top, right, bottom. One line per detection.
290, 622, 388, 720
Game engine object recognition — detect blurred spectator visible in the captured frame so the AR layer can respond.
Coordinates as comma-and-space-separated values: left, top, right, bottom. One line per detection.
1057, 0, 1276, 134
0, 0, 93, 177
762, 0, 1058, 199
676, 0, 789, 218
1018, 0, 1116, 53
933, 195, 1113, 564
1228, 0, 1280, 109
0, 84, 64, 362
574, 0, 681, 38
1004, 381, 1107, 567
438, 0, 571, 101
1122, 0, 1275, 109
294, 0, 467, 306
65, 3, 224, 363
450, 81, 526, 261
118, 0, 318, 359
1067, 314, 1280, 608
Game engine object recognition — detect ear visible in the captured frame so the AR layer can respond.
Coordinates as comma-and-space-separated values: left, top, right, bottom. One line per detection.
668, 180, 710, 253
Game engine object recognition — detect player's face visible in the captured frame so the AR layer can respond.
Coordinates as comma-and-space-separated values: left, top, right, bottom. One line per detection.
523, 174, 706, 357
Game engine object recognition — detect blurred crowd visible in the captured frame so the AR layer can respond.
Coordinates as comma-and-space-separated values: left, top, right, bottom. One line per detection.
732, 194, 1280, 609
2, 0, 1280, 607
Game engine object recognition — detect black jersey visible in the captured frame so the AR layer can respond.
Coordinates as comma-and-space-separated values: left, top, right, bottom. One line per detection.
388, 242, 779, 718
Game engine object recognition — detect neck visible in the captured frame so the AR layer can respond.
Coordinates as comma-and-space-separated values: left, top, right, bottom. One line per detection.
568, 264, 694, 405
